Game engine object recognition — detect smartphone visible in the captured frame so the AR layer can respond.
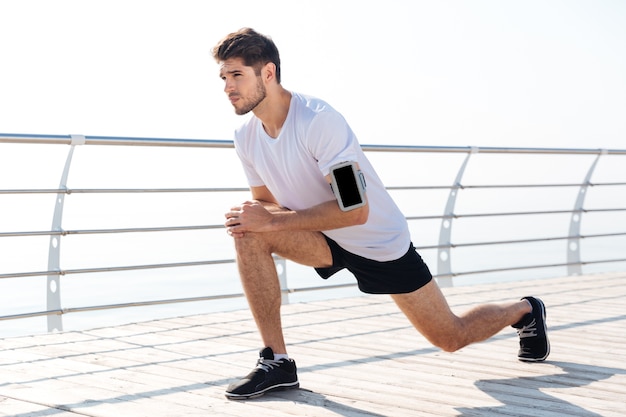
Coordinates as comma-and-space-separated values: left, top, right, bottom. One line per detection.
329, 161, 367, 211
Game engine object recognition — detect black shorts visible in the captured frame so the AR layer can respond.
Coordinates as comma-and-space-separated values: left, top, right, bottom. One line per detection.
315, 236, 433, 294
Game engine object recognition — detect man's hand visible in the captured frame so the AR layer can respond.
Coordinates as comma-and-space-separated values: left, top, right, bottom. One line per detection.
225, 200, 274, 238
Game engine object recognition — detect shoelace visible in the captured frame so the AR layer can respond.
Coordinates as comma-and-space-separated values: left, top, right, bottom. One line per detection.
256, 357, 283, 372
517, 318, 538, 338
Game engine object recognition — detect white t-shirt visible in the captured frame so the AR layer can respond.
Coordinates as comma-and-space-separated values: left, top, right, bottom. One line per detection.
234, 92, 410, 261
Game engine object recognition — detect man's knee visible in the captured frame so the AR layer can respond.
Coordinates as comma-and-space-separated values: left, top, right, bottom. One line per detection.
232, 231, 268, 255
422, 321, 468, 352
233, 230, 291, 259
430, 336, 465, 353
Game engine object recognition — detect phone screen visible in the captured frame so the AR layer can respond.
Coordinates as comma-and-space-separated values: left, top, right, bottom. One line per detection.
333, 164, 363, 207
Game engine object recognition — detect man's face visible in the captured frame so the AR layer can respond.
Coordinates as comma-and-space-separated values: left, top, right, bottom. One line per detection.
219, 58, 266, 115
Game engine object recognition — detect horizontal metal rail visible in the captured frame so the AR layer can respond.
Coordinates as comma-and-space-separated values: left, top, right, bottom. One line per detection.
5, 210, 626, 239
2, 182, 625, 195
405, 207, 626, 221
457, 182, 626, 189
0, 187, 249, 195
0, 259, 236, 280
0, 292, 248, 321
3, 132, 626, 155
386, 182, 626, 191
413, 231, 626, 251
0, 133, 235, 148
0, 224, 225, 238
363, 144, 626, 156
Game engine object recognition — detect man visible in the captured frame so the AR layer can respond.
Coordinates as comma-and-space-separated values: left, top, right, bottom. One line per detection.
212, 28, 549, 400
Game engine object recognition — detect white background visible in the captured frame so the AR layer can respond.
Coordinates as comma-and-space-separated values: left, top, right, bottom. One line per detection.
1, 0, 625, 149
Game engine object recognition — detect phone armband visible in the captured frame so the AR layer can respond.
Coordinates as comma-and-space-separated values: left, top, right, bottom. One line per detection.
329, 161, 367, 211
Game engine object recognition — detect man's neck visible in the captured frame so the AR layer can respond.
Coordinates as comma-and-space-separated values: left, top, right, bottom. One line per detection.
255, 87, 292, 138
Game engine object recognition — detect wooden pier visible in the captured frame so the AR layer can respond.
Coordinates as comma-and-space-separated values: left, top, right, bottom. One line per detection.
1, 272, 625, 416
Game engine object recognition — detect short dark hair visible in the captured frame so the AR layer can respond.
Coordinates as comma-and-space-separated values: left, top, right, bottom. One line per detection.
212, 28, 281, 83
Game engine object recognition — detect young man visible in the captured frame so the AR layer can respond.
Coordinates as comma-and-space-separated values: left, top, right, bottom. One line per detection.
213, 28, 549, 400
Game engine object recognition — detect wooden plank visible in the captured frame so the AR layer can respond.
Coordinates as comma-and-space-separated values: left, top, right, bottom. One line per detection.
0, 395, 83, 417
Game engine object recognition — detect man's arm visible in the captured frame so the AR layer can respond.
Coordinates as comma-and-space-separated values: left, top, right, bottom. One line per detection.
225, 182, 368, 237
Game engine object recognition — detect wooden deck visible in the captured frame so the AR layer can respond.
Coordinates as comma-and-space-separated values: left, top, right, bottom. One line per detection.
1, 272, 625, 417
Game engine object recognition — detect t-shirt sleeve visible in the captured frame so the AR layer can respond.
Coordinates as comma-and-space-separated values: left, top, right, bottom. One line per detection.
233, 126, 265, 188
235, 146, 264, 187
306, 111, 360, 176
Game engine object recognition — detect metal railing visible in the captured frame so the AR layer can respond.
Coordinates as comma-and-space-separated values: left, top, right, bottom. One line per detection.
2, 133, 626, 333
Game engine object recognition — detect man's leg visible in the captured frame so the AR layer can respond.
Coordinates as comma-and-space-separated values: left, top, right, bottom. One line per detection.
233, 229, 332, 354
225, 228, 332, 399
391, 279, 531, 352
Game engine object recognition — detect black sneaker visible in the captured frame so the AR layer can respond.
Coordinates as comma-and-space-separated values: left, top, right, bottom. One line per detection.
512, 296, 550, 362
225, 347, 299, 400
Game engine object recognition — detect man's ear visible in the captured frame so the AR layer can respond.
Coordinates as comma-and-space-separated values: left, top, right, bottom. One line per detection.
262, 62, 277, 84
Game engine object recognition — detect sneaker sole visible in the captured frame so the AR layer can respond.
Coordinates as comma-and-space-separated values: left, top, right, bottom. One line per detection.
518, 297, 550, 362
225, 381, 300, 400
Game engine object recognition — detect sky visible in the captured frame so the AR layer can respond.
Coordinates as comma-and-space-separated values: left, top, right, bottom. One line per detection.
1, 0, 625, 149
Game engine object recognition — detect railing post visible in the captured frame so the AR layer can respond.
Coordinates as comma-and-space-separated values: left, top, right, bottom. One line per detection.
567, 150, 605, 275
46, 135, 84, 332
437, 148, 477, 287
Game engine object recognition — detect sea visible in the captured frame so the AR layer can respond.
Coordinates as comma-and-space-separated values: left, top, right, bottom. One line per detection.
1, 141, 625, 338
